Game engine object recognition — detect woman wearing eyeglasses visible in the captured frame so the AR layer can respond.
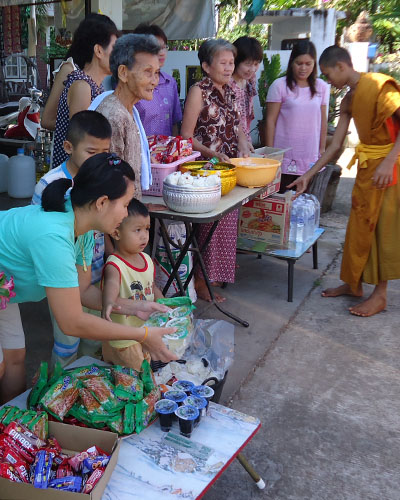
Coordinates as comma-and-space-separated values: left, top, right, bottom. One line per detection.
133, 23, 182, 136
0, 153, 177, 403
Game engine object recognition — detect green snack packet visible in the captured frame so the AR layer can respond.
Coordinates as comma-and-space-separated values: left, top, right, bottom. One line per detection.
135, 399, 148, 434
0, 406, 12, 423
135, 387, 161, 434
107, 410, 124, 435
113, 366, 143, 402
68, 364, 105, 379
48, 362, 65, 386
122, 402, 135, 435
82, 376, 124, 413
28, 412, 48, 441
67, 402, 105, 429
41, 374, 80, 421
2, 406, 23, 425
28, 361, 48, 410
19, 410, 38, 426
141, 359, 156, 396
143, 387, 161, 427
157, 297, 194, 309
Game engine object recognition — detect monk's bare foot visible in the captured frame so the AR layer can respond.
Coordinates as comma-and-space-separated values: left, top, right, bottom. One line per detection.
349, 294, 386, 317
196, 278, 226, 303
321, 283, 363, 298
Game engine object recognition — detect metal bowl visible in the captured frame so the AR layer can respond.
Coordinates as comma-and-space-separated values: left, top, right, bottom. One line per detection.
163, 181, 221, 213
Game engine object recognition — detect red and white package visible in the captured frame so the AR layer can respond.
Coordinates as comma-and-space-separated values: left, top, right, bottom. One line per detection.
68, 445, 105, 472
0, 434, 34, 464
0, 462, 22, 482
4, 421, 45, 456
82, 467, 105, 494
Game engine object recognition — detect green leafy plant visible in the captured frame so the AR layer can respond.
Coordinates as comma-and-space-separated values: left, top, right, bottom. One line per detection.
258, 53, 284, 119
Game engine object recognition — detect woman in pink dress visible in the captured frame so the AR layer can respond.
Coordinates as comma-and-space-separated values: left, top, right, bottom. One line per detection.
265, 40, 329, 192
231, 36, 263, 146
181, 39, 250, 302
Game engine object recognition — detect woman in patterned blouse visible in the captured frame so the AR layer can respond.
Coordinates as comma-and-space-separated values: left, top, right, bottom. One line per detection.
181, 39, 250, 302
52, 17, 118, 167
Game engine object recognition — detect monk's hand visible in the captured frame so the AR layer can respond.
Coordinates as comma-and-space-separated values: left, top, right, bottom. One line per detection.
372, 159, 393, 189
143, 327, 179, 362
288, 172, 312, 199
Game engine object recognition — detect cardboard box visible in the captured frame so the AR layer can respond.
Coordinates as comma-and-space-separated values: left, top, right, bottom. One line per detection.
238, 191, 292, 247
257, 165, 281, 199
0, 421, 120, 500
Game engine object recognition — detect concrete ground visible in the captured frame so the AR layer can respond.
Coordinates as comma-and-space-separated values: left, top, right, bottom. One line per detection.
3, 148, 398, 499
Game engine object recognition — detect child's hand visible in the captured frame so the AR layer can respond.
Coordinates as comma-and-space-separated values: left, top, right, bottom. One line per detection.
102, 302, 121, 321
372, 158, 393, 189
135, 301, 170, 321
142, 327, 179, 362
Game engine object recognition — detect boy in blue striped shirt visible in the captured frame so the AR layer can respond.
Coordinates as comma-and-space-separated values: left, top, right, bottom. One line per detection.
32, 110, 111, 366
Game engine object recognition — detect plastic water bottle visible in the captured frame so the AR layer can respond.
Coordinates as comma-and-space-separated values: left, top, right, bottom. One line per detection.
289, 204, 297, 241
296, 203, 305, 243
0, 154, 8, 193
8, 148, 36, 198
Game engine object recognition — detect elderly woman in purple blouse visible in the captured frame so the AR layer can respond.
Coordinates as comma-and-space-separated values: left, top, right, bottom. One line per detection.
133, 23, 182, 136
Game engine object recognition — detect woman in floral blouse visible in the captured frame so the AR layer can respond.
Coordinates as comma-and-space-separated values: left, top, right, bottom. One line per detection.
181, 39, 250, 302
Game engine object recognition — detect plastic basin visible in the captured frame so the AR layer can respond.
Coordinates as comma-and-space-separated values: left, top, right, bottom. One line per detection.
230, 158, 281, 188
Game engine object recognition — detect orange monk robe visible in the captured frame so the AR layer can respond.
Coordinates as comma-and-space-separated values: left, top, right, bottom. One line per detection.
341, 73, 400, 292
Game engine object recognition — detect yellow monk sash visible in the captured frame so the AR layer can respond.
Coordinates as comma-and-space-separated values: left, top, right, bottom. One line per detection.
346, 142, 394, 170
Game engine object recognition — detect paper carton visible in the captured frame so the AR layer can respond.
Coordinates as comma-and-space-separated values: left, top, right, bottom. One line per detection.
0, 421, 120, 500
257, 165, 281, 199
238, 191, 292, 247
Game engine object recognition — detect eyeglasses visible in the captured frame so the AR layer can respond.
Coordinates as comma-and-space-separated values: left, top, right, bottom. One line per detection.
107, 153, 122, 166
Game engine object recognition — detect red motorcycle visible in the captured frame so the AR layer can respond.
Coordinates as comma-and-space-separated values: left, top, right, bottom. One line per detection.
3, 87, 42, 140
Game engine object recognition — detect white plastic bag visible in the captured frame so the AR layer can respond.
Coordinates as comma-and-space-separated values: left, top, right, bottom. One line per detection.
154, 222, 197, 303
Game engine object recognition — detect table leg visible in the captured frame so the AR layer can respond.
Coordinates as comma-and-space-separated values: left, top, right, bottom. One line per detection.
236, 453, 265, 489
191, 229, 250, 328
287, 260, 295, 302
158, 219, 195, 296
312, 241, 318, 270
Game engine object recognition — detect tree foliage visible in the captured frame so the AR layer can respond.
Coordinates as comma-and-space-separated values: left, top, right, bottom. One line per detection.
216, 0, 400, 53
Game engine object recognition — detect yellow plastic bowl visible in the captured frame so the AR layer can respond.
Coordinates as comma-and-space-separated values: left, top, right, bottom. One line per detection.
230, 158, 280, 188
179, 161, 237, 196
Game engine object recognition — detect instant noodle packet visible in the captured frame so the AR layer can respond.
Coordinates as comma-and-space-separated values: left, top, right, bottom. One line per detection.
41, 375, 79, 421
106, 411, 124, 435
112, 365, 143, 402
82, 376, 123, 413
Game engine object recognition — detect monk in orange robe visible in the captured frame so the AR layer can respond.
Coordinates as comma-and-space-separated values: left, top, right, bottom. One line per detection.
289, 46, 400, 317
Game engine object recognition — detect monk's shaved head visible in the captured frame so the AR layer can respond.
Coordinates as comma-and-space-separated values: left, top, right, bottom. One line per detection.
319, 46, 353, 68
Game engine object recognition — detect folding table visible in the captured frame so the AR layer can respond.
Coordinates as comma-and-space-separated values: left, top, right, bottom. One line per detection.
143, 186, 271, 328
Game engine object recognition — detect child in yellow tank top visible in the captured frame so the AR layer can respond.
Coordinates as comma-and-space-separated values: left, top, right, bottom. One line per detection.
101, 199, 163, 370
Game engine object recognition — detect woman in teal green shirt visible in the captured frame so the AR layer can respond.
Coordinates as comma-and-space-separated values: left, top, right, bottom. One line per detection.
0, 153, 176, 403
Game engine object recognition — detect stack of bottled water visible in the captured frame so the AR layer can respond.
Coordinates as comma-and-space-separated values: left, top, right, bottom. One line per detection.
289, 194, 320, 243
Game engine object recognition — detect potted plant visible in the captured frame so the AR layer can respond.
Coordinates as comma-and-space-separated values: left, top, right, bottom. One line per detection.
257, 53, 285, 146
